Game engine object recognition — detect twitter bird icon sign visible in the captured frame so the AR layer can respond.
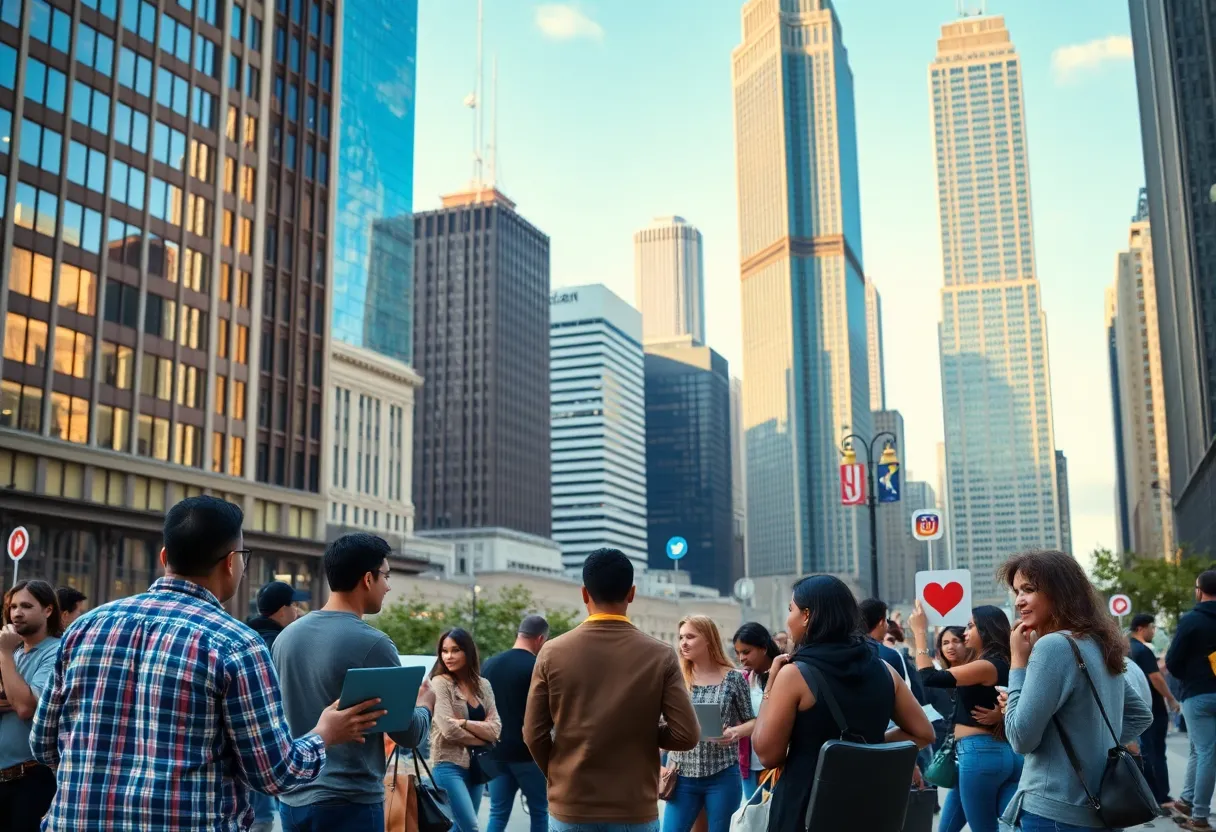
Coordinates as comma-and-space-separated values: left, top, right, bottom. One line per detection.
666, 536, 688, 561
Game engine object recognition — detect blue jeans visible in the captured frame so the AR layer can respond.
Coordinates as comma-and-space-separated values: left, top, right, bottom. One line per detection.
1017, 812, 1105, 831
938, 734, 1023, 832
551, 822, 659, 832
250, 790, 276, 824
279, 801, 385, 831
433, 761, 485, 832
488, 759, 548, 832
662, 765, 740, 832
1182, 693, 1216, 820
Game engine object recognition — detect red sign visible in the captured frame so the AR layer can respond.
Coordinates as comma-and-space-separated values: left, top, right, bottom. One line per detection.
7, 526, 28, 562
1109, 594, 1132, 617
923, 582, 965, 617
840, 463, 866, 506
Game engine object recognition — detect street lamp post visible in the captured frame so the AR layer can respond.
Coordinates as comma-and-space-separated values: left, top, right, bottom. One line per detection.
841, 432, 899, 600
471, 584, 482, 634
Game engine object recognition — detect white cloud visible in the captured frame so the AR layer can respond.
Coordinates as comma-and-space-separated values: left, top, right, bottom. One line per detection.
1051, 35, 1133, 82
535, 3, 603, 42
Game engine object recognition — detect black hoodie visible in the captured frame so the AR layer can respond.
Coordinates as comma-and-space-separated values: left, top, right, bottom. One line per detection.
1165, 601, 1216, 700
245, 615, 285, 652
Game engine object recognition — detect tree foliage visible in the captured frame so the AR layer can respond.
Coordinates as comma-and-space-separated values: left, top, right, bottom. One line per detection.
1089, 546, 1216, 628
372, 584, 579, 659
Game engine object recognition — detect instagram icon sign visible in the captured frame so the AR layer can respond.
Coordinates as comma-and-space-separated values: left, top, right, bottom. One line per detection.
911, 509, 945, 541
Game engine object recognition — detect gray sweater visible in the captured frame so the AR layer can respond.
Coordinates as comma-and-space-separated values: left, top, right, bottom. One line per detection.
1002, 632, 1154, 828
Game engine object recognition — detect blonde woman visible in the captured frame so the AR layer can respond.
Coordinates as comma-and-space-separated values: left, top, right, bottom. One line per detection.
660, 616, 754, 832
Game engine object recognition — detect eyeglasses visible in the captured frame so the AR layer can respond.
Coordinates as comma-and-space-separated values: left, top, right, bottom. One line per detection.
377, 569, 391, 581
230, 548, 252, 569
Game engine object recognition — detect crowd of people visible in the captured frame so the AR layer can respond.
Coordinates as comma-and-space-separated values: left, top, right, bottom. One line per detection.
0, 494, 1214, 832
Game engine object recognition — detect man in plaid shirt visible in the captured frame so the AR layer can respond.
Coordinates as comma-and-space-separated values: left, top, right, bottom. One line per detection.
31, 496, 385, 831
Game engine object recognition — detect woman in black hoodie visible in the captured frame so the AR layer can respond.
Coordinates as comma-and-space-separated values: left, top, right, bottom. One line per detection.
752, 575, 934, 832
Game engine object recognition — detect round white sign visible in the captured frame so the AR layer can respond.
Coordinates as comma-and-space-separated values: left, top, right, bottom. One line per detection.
6, 526, 28, 562
1108, 594, 1132, 617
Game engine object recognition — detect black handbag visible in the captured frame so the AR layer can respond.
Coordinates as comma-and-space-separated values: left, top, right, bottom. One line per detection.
467, 744, 502, 785
412, 749, 455, 832
901, 787, 938, 832
1051, 635, 1160, 829
800, 662, 920, 832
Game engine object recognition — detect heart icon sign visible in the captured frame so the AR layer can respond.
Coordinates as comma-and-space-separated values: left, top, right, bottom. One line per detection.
923, 582, 965, 617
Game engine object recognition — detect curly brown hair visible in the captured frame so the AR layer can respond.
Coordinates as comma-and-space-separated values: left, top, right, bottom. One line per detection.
998, 550, 1126, 675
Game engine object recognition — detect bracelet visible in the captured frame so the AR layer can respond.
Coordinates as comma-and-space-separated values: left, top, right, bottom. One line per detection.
917, 648, 931, 656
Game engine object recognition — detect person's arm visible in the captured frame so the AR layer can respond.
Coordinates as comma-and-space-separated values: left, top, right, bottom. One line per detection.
460, 679, 502, 742
886, 666, 935, 748
30, 646, 66, 769
1165, 616, 1190, 679
1149, 671, 1181, 711
1004, 631, 1070, 755
523, 652, 553, 775
1120, 673, 1154, 744
658, 651, 699, 751
431, 676, 484, 745
0, 637, 42, 719
720, 670, 756, 742
752, 660, 808, 768
366, 638, 432, 748
919, 658, 999, 689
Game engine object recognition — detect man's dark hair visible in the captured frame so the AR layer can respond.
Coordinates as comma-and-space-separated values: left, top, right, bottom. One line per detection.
1199, 570, 1216, 598
163, 496, 244, 577
518, 614, 549, 638
57, 586, 87, 615
325, 532, 391, 592
4, 579, 63, 637
859, 598, 889, 633
582, 548, 633, 604
1130, 613, 1156, 632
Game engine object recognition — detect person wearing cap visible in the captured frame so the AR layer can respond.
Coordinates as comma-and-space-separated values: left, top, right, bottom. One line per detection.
246, 581, 308, 652
482, 614, 550, 832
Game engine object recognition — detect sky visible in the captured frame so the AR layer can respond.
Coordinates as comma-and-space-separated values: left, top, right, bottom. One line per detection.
411, 0, 1147, 567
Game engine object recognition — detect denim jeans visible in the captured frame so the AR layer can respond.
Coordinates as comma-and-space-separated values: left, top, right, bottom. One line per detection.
279, 800, 385, 832
1017, 811, 1113, 831
938, 734, 1024, 832
662, 765, 740, 832
1139, 707, 1172, 804
1182, 693, 1216, 820
740, 769, 772, 808
250, 790, 277, 824
433, 761, 486, 832
488, 759, 548, 832
551, 821, 659, 832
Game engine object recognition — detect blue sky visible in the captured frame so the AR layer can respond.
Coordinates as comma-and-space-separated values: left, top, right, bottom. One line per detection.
412, 0, 1146, 563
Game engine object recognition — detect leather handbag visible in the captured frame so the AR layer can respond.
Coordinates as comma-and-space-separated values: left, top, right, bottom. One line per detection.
467, 744, 502, 785
411, 748, 455, 832
384, 741, 419, 832
658, 763, 679, 800
923, 697, 959, 789
901, 787, 938, 832
1052, 635, 1160, 829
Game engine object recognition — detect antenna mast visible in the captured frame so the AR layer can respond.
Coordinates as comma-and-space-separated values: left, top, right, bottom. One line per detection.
466, 0, 485, 188
488, 54, 498, 188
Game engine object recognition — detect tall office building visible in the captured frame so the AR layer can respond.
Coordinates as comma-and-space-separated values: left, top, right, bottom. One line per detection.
866, 280, 885, 411
872, 410, 910, 603
0, 0, 341, 610
325, 0, 422, 542
634, 216, 704, 346
931, 15, 1060, 602
1109, 191, 1174, 560
412, 187, 551, 537
1056, 450, 1073, 556
732, 0, 873, 584
549, 284, 647, 572
645, 338, 733, 595
730, 376, 747, 578
1106, 285, 1132, 554
1130, 0, 1216, 554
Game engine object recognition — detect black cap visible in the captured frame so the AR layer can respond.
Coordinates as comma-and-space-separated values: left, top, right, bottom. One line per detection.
257, 581, 310, 615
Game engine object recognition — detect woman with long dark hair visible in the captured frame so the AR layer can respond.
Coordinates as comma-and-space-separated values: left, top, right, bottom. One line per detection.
909, 604, 1022, 832
428, 628, 502, 832
752, 575, 935, 832
731, 622, 779, 801
997, 551, 1153, 831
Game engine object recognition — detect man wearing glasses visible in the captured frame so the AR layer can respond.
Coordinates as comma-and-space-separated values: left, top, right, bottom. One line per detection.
31, 496, 385, 831
272, 532, 435, 832
1165, 570, 1216, 829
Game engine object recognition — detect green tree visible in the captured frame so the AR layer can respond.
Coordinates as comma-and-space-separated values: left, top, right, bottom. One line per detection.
1089, 546, 1216, 628
372, 585, 579, 658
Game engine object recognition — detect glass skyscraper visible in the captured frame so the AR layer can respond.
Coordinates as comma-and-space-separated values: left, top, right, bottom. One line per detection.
931, 16, 1060, 602
732, 0, 872, 583
330, 0, 416, 363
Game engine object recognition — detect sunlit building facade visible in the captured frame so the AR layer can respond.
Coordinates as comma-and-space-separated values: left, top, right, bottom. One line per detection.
732, 0, 872, 584
634, 215, 705, 346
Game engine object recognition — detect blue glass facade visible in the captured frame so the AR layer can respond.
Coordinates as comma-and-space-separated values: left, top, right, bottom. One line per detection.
331, 0, 417, 363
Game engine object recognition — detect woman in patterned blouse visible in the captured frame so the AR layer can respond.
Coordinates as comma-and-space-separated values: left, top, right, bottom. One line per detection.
660, 615, 754, 832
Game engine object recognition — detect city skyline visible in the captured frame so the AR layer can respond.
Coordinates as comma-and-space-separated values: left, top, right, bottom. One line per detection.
413, 0, 1146, 563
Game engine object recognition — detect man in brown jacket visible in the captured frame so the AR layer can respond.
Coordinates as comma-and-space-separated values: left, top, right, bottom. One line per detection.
524, 548, 699, 832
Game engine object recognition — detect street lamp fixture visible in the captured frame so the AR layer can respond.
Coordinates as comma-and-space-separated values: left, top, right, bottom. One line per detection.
840, 430, 899, 599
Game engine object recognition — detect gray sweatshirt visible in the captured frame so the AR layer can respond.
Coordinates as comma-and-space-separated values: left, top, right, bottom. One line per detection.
1002, 632, 1154, 828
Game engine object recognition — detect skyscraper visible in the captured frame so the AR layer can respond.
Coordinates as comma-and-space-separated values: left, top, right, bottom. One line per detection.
634, 216, 705, 346
326, 0, 422, 540
732, 0, 872, 583
412, 188, 551, 537
1106, 285, 1132, 555
644, 339, 733, 595
1130, 0, 1216, 555
866, 280, 886, 412
0, 0, 336, 610
1109, 191, 1174, 560
930, 15, 1060, 602
550, 284, 647, 572
1056, 450, 1073, 557
731, 376, 747, 578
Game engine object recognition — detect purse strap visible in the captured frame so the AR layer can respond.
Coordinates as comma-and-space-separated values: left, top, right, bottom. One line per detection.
1060, 635, 1123, 748
798, 662, 862, 742
412, 745, 437, 782
1049, 634, 1122, 815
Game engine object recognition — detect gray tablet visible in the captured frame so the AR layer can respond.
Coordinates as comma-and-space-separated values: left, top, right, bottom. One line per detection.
694, 702, 724, 740
338, 666, 426, 734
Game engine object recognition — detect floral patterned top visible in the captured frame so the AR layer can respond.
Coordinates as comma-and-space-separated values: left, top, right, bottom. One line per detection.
668, 669, 753, 778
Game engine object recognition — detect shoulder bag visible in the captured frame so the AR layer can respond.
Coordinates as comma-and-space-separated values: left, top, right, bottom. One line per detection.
923, 695, 958, 789
410, 746, 455, 832
800, 662, 919, 832
1052, 635, 1160, 829
384, 741, 418, 832
730, 768, 779, 832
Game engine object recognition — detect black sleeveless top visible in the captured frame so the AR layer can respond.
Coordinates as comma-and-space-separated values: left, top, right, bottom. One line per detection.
920, 653, 1009, 729
768, 647, 895, 832
467, 702, 486, 722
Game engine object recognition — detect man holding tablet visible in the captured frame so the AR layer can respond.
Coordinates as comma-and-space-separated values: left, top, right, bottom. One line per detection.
274, 532, 435, 832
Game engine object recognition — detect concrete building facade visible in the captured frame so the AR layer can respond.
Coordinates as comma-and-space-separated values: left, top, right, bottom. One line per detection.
634, 215, 704, 347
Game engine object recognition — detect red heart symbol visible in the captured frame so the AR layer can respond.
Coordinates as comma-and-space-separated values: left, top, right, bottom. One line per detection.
923, 582, 965, 617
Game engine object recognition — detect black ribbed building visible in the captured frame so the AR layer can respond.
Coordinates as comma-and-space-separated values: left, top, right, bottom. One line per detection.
412, 187, 551, 537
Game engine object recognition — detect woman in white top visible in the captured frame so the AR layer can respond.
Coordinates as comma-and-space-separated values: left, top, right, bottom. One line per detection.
731, 622, 779, 804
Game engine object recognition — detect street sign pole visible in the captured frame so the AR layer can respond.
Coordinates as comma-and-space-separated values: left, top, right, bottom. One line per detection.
928, 539, 935, 571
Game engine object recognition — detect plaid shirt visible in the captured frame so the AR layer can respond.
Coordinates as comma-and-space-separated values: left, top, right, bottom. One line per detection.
31, 577, 326, 831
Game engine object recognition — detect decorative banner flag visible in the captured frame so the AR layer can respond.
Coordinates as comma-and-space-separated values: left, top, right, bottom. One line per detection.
840, 463, 866, 506
876, 462, 901, 503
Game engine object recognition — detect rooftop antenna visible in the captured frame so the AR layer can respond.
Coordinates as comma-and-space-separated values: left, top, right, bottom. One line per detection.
487, 54, 498, 188
463, 0, 485, 188
956, 0, 987, 16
